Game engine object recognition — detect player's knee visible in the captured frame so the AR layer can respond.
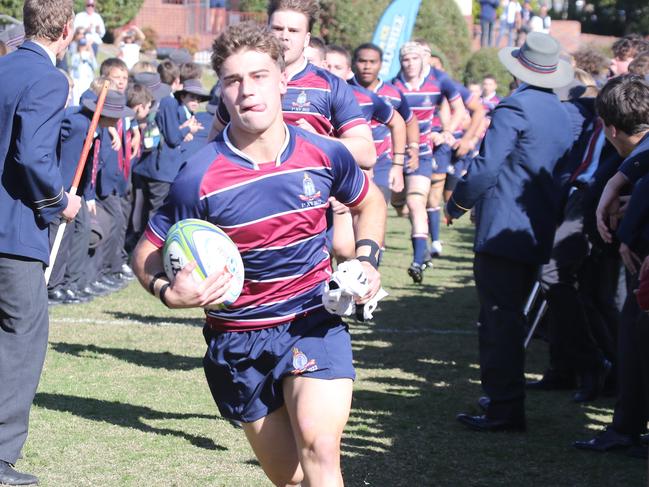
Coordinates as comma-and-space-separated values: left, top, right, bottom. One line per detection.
301, 434, 341, 470
266, 465, 303, 487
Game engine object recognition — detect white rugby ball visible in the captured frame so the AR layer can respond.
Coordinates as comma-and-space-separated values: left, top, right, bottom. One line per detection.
162, 219, 244, 309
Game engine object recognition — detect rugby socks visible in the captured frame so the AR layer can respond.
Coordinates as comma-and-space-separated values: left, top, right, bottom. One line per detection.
411, 235, 428, 265
427, 207, 441, 242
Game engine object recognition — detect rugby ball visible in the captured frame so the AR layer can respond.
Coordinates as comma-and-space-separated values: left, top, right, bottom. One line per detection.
162, 219, 244, 309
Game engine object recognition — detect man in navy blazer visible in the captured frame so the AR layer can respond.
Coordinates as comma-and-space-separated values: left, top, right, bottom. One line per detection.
446, 33, 574, 432
0, 1, 81, 484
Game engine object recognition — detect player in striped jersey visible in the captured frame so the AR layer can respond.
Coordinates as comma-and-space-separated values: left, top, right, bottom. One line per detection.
325, 44, 406, 262
132, 22, 386, 487
392, 42, 465, 282
352, 42, 421, 217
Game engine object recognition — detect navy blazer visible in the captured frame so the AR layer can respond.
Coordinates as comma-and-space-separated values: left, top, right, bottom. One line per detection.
133, 95, 190, 183
447, 85, 573, 264
59, 107, 97, 202
182, 111, 214, 160
95, 124, 130, 199
479, 0, 500, 21
0, 41, 69, 263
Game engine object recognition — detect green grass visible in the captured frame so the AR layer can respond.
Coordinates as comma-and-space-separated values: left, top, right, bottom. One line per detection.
26, 214, 646, 486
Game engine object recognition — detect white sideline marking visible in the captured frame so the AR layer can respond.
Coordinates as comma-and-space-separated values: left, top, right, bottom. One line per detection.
51, 317, 474, 335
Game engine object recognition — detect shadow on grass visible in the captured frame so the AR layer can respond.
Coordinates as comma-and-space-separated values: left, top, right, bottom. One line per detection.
108, 311, 204, 327
50, 342, 202, 371
34, 393, 226, 451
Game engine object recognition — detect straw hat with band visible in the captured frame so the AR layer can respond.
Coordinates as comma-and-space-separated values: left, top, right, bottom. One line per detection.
175, 79, 210, 102
498, 32, 574, 89
82, 89, 136, 119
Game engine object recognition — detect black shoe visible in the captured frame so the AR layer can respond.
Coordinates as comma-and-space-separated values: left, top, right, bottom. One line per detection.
0, 460, 38, 485
72, 287, 95, 301
48, 289, 65, 306
573, 359, 612, 403
87, 281, 114, 296
407, 263, 424, 284
456, 413, 526, 432
574, 427, 635, 452
60, 289, 82, 305
80, 283, 108, 297
526, 369, 576, 391
99, 274, 124, 288
478, 396, 490, 412
119, 263, 135, 280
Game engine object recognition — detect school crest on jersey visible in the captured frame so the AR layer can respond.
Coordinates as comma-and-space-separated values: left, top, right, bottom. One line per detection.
298, 173, 323, 207
290, 347, 318, 375
422, 95, 433, 107
292, 90, 311, 112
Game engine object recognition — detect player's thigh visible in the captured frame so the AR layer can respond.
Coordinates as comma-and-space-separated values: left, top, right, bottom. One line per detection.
242, 405, 303, 486
427, 175, 446, 206
283, 376, 353, 451
405, 175, 431, 206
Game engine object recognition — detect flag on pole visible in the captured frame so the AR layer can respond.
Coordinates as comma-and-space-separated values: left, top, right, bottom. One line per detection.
371, 0, 423, 80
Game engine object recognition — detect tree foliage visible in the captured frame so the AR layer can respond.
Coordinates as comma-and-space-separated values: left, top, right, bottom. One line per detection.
570, 0, 649, 36
73, 0, 145, 32
463, 48, 511, 97
318, 0, 470, 75
0, 0, 23, 20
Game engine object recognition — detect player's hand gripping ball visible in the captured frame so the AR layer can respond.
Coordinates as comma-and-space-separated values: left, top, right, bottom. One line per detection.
163, 219, 244, 309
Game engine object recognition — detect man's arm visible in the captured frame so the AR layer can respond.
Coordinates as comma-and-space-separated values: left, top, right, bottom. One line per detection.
132, 237, 232, 309
350, 182, 386, 302
405, 115, 420, 170
386, 110, 406, 192
446, 98, 526, 221
454, 95, 486, 157
16, 72, 73, 223
337, 123, 376, 170
596, 171, 629, 243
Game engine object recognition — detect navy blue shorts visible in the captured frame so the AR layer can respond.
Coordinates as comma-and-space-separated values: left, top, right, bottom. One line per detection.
202, 309, 355, 423
372, 157, 391, 190
432, 143, 452, 175
405, 156, 433, 178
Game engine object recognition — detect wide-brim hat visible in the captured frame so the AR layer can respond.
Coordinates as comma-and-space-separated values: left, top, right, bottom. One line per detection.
168, 48, 192, 65
175, 78, 210, 101
498, 32, 574, 89
0, 21, 25, 52
82, 89, 136, 119
133, 72, 172, 102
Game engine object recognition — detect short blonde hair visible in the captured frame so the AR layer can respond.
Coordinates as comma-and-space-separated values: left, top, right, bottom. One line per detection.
267, 0, 320, 32
211, 22, 285, 75
23, 0, 74, 42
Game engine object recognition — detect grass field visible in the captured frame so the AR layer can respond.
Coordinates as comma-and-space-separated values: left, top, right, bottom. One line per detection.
24, 214, 646, 486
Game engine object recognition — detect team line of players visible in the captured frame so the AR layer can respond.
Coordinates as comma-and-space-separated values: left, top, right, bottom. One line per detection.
208, 15, 498, 283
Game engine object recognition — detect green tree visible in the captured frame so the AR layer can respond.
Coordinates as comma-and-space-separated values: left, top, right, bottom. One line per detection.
73, 0, 144, 32
319, 0, 470, 75
0, 0, 24, 20
571, 0, 649, 36
463, 47, 511, 97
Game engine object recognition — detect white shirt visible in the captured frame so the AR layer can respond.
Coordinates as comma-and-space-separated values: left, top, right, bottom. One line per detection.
73, 11, 106, 44
504, 1, 521, 24
32, 40, 56, 65
530, 15, 551, 34
120, 42, 141, 70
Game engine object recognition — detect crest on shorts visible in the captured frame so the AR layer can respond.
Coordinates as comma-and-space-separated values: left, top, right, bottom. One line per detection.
291, 347, 318, 375
298, 173, 322, 203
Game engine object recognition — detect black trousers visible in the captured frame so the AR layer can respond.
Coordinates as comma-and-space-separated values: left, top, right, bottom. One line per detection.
65, 200, 91, 290
46, 217, 75, 292
611, 271, 649, 436
474, 252, 537, 421
540, 190, 604, 373
140, 176, 171, 228
0, 256, 49, 464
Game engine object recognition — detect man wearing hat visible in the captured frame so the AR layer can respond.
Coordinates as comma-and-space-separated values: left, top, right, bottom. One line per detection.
0, 0, 81, 483
446, 32, 574, 431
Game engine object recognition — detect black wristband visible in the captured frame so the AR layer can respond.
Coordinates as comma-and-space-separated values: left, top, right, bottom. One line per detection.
148, 271, 167, 295
159, 283, 170, 308
393, 152, 406, 156
355, 239, 381, 269
392, 162, 404, 166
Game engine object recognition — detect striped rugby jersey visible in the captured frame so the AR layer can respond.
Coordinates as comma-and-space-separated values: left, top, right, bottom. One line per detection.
145, 124, 369, 331
347, 80, 394, 164
392, 67, 460, 157
217, 58, 367, 137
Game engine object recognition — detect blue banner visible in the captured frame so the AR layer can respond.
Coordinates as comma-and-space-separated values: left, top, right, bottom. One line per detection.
371, 0, 423, 81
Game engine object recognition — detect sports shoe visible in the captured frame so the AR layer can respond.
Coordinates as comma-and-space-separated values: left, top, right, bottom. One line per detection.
430, 240, 443, 256
407, 263, 424, 284
422, 249, 433, 270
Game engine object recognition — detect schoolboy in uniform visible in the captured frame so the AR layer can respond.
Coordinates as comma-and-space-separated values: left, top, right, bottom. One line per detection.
0, 0, 81, 483
132, 22, 386, 486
